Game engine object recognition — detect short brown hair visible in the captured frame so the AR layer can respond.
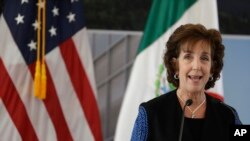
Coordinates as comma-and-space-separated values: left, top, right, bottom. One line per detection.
163, 24, 225, 89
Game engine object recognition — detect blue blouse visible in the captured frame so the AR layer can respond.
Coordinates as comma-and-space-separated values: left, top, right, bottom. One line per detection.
131, 106, 148, 141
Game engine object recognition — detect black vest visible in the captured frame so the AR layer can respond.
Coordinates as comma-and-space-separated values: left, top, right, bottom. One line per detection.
141, 90, 235, 141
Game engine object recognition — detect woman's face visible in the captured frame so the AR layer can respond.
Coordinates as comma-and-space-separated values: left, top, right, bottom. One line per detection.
176, 41, 212, 93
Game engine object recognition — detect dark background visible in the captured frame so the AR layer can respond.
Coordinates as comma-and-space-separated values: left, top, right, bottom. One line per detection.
83, 0, 250, 35
0, 0, 250, 35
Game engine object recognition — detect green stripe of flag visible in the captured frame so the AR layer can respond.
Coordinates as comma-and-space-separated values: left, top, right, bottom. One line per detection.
138, 0, 196, 54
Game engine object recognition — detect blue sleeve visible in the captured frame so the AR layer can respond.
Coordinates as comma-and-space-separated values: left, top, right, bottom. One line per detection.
220, 101, 242, 125
131, 106, 148, 141
232, 109, 242, 125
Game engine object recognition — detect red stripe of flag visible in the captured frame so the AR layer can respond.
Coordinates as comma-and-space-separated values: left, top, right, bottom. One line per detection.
0, 59, 38, 141
60, 39, 103, 141
207, 91, 224, 102
29, 63, 73, 141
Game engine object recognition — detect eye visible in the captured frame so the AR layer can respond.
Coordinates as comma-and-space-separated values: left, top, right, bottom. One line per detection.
201, 55, 210, 61
184, 54, 192, 60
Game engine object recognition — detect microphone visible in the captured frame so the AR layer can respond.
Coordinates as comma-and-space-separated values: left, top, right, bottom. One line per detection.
178, 99, 193, 141
186, 99, 193, 107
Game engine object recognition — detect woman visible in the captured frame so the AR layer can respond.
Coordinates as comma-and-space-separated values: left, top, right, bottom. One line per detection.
131, 24, 241, 141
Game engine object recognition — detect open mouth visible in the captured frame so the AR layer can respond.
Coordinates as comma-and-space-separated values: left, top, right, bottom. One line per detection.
188, 75, 202, 81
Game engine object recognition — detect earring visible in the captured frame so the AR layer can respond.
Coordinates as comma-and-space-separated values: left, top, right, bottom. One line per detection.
209, 75, 213, 81
174, 74, 179, 80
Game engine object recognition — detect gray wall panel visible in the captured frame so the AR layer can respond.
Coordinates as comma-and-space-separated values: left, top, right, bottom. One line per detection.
223, 35, 250, 124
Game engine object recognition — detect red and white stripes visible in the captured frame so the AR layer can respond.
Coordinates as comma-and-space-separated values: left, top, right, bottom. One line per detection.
0, 16, 103, 141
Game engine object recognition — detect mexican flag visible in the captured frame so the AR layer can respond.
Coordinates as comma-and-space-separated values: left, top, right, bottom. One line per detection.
114, 0, 223, 140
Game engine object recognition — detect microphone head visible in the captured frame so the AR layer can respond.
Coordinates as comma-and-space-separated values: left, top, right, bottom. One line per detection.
186, 99, 193, 106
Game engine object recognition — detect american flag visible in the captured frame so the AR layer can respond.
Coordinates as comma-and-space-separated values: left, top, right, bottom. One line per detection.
0, 0, 103, 141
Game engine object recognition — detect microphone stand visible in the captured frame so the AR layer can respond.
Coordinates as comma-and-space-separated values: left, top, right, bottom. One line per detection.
178, 99, 193, 141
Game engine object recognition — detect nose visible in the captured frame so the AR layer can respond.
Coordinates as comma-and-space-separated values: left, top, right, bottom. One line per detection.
192, 58, 201, 70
